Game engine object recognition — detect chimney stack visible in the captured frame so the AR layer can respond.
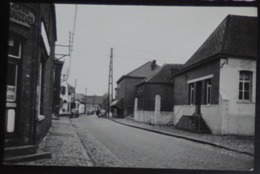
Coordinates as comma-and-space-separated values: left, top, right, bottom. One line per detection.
151, 60, 156, 70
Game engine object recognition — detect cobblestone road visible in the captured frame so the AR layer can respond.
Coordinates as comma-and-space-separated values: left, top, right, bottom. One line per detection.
14, 117, 93, 166
71, 115, 253, 170
111, 117, 255, 155
14, 115, 254, 171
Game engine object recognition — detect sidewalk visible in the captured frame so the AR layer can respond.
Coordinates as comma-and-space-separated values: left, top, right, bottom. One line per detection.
110, 117, 254, 156
15, 117, 93, 166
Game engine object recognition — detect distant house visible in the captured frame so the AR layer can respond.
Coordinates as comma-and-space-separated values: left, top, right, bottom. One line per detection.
59, 81, 75, 116
111, 60, 160, 118
173, 15, 257, 135
134, 64, 182, 124
85, 95, 104, 114
72, 93, 86, 114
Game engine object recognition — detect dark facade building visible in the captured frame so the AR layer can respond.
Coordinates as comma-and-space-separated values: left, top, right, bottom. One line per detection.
111, 60, 160, 118
5, 3, 57, 162
173, 15, 257, 135
136, 64, 182, 111
134, 64, 182, 125
85, 95, 104, 114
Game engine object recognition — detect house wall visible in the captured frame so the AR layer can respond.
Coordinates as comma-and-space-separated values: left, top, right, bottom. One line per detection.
173, 105, 195, 124
173, 59, 220, 105
117, 77, 144, 117
59, 82, 72, 115
6, 3, 56, 145
8, 3, 39, 144
35, 4, 56, 144
174, 58, 256, 135
219, 58, 256, 135
200, 105, 221, 134
134, 110, 154, 124
134, 96, 174, 125
140, 83, 173, 111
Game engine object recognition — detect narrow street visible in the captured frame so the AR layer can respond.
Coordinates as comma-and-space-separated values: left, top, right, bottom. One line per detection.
71, 115, 253, 170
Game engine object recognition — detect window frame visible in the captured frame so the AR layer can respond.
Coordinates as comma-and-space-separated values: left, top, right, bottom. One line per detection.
239, 70, 253, 101
205, 79, 212, 105
8, 36, 22, 59
189, 83, 194, 105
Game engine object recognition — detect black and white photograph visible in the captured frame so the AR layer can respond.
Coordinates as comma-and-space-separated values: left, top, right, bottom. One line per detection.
2, 0, 258, 173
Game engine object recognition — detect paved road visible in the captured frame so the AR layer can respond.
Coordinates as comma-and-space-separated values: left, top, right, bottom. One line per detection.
71, 115, 253, 170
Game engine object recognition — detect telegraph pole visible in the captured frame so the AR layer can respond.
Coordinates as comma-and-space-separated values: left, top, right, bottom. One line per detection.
85, 88, 87, 114
107, 48, 113, 118
74, 78, 77, 103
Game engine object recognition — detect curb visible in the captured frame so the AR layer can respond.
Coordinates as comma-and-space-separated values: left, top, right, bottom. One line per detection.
68, 118, 94, 166
109, 119, 254, 157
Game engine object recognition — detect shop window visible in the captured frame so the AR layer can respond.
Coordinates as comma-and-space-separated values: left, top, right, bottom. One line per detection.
6, 62, 18, 102
205, 79, 211, 104
8, 36, 21, 58
188, 83, 194, 105
239, 71, 252, 101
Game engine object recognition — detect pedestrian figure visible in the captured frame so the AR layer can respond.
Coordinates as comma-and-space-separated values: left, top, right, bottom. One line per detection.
96, 109, 100, 117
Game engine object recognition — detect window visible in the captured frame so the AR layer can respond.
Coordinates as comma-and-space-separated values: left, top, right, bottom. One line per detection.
8, 36, 21, 58
6, 62, 18, 102
205, 79, 211, 104
239, 71, 252, 101
189, 83, 194, 105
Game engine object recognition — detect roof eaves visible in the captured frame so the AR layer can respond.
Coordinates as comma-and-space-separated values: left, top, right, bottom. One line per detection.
174, 54, 224, 76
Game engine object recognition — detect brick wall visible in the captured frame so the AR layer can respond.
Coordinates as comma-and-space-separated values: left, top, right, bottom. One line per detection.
7, 3, 56, 145
174, 59, 220, 105
140, 83, 173, 111
123, 77, 144, 117
35, 4, 56, 144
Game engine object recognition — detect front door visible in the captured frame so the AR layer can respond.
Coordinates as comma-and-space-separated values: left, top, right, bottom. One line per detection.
195, 81, 202, 114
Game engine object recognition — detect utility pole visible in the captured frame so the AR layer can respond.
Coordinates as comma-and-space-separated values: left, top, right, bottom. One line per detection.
85, 88, 87, 114
107, 48, 113, 118
74, 79, 77, 103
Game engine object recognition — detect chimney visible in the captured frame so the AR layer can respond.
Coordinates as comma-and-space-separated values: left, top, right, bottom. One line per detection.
151, 60, 156, 70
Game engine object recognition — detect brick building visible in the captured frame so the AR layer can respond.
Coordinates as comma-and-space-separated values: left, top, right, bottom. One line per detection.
111, 60, 160, 118
5, 3, 57, 162
134, 64, 182, 124
173, 15, 257, 135
85, 95, 104, 114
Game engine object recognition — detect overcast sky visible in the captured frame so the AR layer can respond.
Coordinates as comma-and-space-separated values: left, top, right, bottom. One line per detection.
55, 4, 257, 96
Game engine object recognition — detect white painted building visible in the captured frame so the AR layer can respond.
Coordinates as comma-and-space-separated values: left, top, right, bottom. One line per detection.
59, 81, 74, 115
173, 15, 257, 135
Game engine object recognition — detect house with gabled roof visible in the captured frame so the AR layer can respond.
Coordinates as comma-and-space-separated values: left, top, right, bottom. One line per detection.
71, 93, 86, 114
59, 81, 75, 116
85, 95, 104, 114
111, 60, 160, 118
173, 15, 257, 135
134, 64, 182, 124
